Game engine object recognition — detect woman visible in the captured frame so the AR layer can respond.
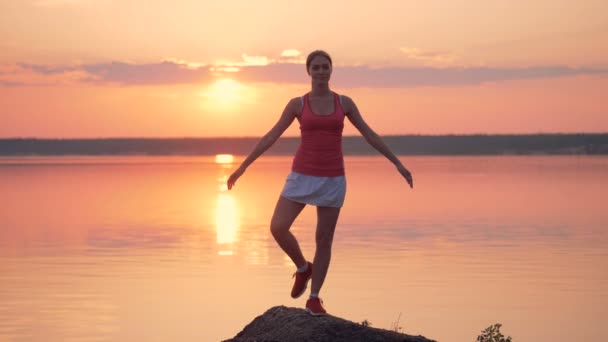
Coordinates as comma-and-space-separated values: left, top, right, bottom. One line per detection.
227, 50, 413, 316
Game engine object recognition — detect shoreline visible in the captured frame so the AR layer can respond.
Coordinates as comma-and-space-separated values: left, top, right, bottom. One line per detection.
1, 133, 608, 156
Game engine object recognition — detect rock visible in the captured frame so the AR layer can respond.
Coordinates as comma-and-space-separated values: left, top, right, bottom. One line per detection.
224, 306, 436, 342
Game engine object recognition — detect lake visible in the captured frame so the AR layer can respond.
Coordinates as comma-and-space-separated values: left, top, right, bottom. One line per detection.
1, 155, 607, 341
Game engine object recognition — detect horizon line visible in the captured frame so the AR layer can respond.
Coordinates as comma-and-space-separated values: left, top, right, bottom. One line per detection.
2, 132, 608, 140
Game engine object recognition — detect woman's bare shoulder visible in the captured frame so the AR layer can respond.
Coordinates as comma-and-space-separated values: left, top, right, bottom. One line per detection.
338, 94, 356, 114
339, 94, 354, 103
286, 96, 305, 115
288, 96, 304, 104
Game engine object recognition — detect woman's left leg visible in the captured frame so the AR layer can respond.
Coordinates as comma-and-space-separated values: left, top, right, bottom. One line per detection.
310, 205, 341, 295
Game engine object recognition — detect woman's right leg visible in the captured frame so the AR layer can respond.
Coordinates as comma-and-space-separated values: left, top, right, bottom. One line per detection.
270, 196, 307, 268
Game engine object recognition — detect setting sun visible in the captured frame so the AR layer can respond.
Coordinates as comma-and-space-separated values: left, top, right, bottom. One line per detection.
199, 79, 253, 111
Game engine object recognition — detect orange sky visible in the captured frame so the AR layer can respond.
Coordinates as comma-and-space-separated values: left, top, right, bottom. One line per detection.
1, 0, 607, 137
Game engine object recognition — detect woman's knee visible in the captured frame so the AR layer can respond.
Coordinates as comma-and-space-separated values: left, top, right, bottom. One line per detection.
270, 219, 289, 237
316, 231, 334, 249
270, 197, 304, 237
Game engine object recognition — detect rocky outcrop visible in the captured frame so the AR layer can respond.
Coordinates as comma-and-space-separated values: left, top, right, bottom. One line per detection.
224, 306, 436, 342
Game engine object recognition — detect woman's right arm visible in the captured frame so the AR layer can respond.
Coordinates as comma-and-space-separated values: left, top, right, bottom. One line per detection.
227, 98, 300, 190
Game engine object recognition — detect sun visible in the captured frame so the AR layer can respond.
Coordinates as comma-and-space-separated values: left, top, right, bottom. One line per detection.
209, 79, 241, 102
200, 79, 250, 110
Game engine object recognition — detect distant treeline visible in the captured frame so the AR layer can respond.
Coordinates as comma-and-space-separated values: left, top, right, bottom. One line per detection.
1, 134, 608, 156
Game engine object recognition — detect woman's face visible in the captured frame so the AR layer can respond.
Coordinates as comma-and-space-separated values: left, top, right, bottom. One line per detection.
308, 56, 332, 83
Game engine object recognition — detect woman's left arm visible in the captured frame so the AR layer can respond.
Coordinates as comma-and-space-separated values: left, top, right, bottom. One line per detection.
343, 96, 413, 188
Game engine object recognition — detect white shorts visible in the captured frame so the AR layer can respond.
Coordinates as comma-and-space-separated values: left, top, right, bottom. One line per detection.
280, 171, 346, 208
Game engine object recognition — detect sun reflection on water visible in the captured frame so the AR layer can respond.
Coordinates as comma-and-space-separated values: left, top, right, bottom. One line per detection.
216, 193, 238, 246
215, 154, 239, 255
215, 154, 234, 165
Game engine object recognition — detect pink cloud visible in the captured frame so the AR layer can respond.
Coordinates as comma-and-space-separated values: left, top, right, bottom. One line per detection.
5, 60, 607, 87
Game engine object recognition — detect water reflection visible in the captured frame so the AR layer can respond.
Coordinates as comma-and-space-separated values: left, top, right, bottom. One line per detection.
215, 154, 235, 165
216, 193, 238, 245
215, 154, 239, 255
1, 156, 607, 342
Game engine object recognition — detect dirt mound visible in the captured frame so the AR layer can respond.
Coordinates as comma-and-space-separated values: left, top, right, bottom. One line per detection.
224, 306, 435, 342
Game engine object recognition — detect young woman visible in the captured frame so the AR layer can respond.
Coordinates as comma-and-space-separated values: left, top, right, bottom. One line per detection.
227, 50, 413, 316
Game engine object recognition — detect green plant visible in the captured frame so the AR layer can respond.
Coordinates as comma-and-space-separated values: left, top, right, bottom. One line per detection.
476, 323, 512, 342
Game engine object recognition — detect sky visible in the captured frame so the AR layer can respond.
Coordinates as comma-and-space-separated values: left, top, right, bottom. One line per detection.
1, 0, 607, 138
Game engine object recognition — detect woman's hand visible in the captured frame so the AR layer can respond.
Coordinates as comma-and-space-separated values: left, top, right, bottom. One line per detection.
227, 167, 245, 190
397, 164, 413, 188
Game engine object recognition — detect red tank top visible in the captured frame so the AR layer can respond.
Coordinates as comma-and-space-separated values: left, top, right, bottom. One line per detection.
291, 92, 345, 177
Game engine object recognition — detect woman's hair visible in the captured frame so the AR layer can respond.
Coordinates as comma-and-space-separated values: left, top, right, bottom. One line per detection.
306, 50, 332, 71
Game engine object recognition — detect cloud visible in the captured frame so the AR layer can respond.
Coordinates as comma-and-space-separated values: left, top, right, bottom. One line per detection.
278, 49, 305, 64
1, 63, 93, 86
241, 54, 269, 66
400, 47, 457, 66
234, 63, 305, 84
81, 61, 212, 85
210, 66, 240, 73
281, 49, 301, 57
18, 63, 79, 74
230, 64, 608, 87
4, 60, 607, 88
214, 54, 270, 67
333, 65, 608, 87
14, 61, 213, 85
163, 57, 206, 69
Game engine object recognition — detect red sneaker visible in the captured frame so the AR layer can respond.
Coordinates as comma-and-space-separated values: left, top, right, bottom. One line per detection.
291, 262, 313, 298
306, 297, 327, 316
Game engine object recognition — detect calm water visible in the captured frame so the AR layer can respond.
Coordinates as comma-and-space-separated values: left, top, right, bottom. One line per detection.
1, 155, 607, 342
